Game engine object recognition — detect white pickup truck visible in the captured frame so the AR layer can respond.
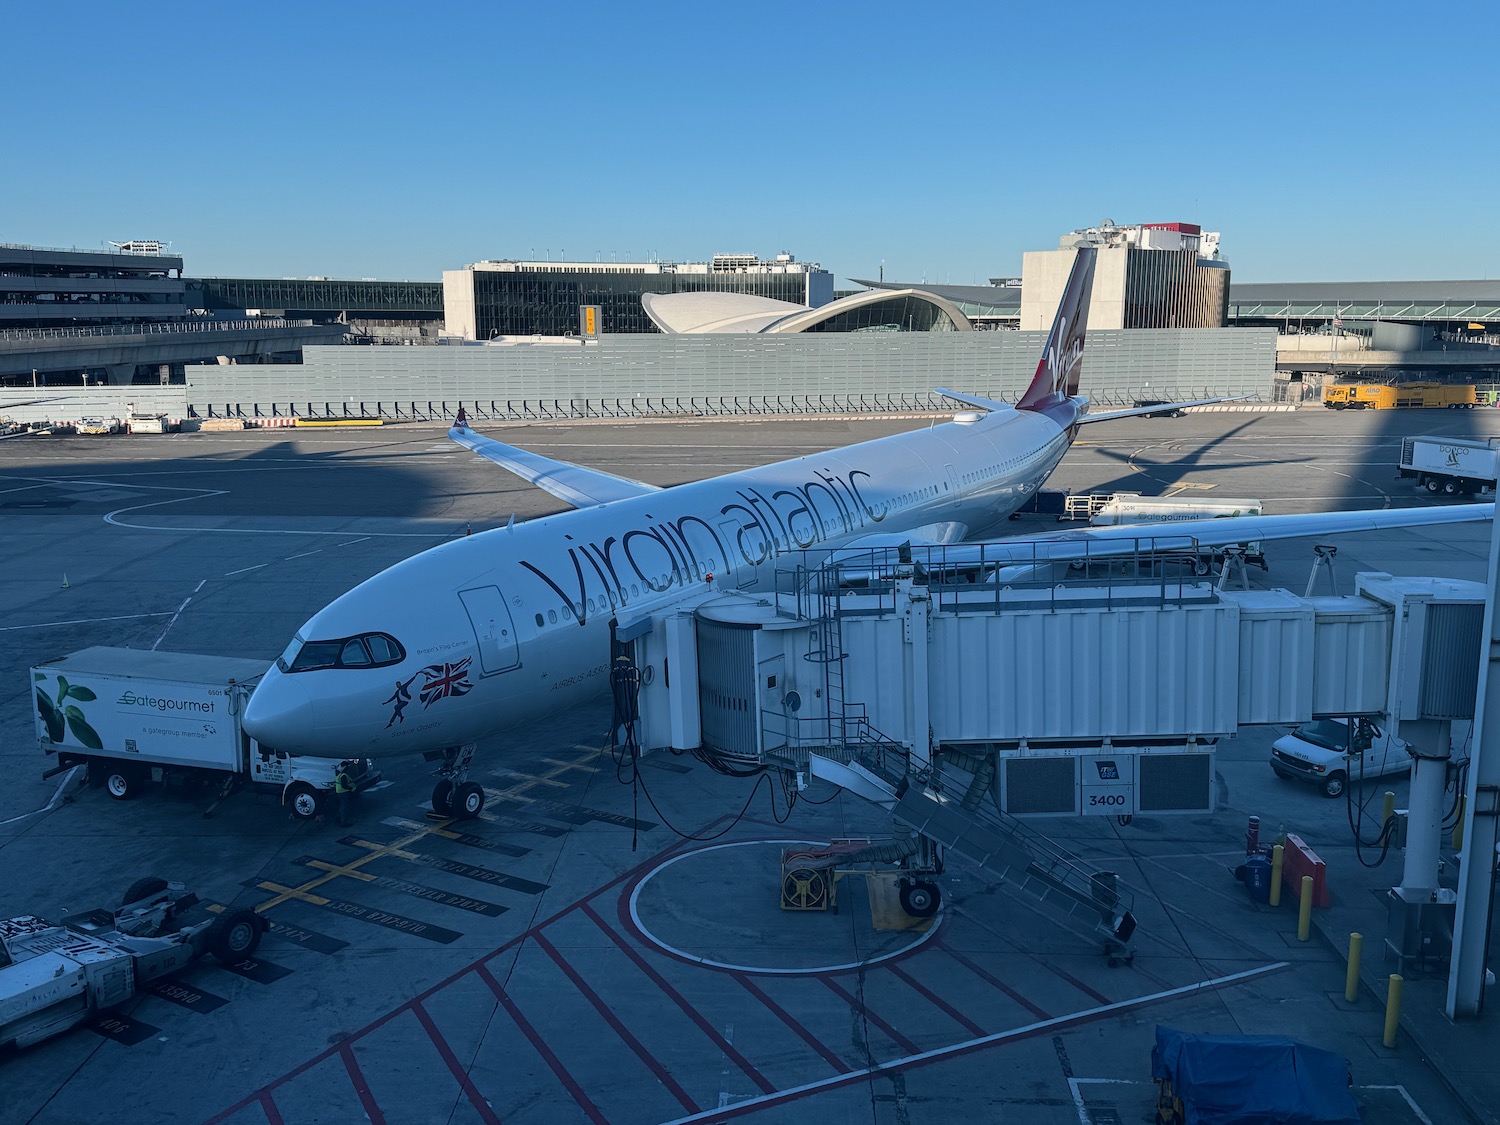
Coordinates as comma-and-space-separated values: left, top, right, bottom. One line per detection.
1270, 718, 1409, 798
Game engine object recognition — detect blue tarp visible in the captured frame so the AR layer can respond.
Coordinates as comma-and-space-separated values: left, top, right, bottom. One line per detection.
1151, 1026, 1361, 1124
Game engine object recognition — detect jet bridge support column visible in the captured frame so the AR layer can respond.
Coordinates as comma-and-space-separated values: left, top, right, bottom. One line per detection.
1448, 514, 1500, 1019
1397, 718, 1451, 895
898, 574, 932, 774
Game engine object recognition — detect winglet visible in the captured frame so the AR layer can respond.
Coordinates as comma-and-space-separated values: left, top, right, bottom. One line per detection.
1017, 246, 1095, 412
454, 406, 469, 431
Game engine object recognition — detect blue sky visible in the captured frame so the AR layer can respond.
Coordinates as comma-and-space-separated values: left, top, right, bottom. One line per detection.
6, 1, 1495, 286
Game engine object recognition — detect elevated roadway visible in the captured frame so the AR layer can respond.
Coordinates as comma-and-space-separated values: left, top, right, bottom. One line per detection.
0, 318, 346, 382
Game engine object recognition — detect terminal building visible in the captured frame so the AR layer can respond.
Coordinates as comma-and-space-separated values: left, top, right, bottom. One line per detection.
442, 254, 833, 339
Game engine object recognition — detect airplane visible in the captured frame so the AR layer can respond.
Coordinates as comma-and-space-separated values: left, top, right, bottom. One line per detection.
242, 247, 1493, 819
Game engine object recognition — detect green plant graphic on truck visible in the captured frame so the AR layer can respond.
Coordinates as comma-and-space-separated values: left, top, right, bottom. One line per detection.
34, 672, 103, 749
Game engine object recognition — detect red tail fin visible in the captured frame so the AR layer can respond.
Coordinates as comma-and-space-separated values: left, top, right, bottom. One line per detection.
1016, 247, 1095, 412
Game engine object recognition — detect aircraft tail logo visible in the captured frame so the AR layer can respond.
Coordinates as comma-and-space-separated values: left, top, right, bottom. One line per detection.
1017, 246, 1095, 412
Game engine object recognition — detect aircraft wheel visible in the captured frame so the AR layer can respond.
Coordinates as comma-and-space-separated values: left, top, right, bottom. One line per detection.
453, 781, 486, 820
209, 909, 264, 965
899, 878, 941, 919
431, 779, 455, 816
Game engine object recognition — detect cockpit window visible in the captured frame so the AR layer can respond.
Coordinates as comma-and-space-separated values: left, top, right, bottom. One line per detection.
340, 638, 372, 666
284, 632, 406, 673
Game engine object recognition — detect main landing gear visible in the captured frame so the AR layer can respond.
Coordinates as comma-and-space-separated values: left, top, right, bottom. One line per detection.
430, 743, 485, 820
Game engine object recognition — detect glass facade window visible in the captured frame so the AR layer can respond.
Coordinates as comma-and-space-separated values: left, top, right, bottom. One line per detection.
470, 267, 819, 338
797, 295, 963, 333
1123, 250, 1229, 329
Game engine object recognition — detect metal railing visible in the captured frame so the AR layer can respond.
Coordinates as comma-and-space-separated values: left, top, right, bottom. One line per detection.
0, 317, 318, 343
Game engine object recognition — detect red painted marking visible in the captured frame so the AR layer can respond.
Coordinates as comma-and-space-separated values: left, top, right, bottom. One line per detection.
581, 900, 776, 1094
257, 1092, 284, 1125
666, 963, 1293, 1124
821, 977, 920, 1056
887, 963, 986, 1038
940, 945, 1052, 1020
339, 1043, 386, 1125
533, 929, 700, 1113
733, 973, 852, 1075
411, 1000, 503, 1124
201, 818, 724, 1124
477, 962, 609, 1125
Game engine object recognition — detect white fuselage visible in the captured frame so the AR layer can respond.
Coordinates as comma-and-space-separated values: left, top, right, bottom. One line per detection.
242, 404, 1078, 759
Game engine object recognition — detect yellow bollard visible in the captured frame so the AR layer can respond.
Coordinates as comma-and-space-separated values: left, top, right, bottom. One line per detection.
1297, 875, 1314, 941
1382, 790, 1396, 828
1269, 844, 1285, 907
1384, 974, 1403, 1048
1345, 933, 1363, 1003
1453, 793, 1467, 852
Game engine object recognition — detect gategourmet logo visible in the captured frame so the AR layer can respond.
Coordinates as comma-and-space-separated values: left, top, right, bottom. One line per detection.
116, 690, 216, 714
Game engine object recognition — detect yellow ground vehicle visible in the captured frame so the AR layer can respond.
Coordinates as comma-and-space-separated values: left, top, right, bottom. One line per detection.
1323, 382, 1477, 409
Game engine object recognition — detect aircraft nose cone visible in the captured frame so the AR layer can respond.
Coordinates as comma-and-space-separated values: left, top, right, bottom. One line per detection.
243, 673, 316, 754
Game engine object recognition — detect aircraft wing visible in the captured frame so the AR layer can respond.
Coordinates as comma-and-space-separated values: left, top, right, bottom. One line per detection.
449, 417, 661, 508
1077, 395, 1253, 424
832, 504, 1493, 567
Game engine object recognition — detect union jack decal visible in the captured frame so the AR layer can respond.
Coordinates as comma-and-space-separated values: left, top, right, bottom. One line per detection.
418, 658, 473, 708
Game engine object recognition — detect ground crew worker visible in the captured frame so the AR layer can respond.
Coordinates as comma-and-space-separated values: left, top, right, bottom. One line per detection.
334, 762, 355, 827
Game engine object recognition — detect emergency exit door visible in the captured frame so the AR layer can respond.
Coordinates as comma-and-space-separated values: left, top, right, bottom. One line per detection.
459, 586, 521, 674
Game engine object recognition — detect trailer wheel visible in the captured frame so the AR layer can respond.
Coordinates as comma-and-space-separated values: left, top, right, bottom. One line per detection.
1443, 479, 1460, 496
431, 779, 454, 816
104, 764, 145, 800
209, 909, 264, 964
453, 781, 486, 820
1192, 556, 1212, 577
285, 782, 321, 821
898, 878, 941, 919
121, 876, 168, 907
1425, 477, 1444, 494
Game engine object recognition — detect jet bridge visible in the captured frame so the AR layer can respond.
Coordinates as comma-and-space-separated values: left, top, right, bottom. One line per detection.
625, 555, 1483, 957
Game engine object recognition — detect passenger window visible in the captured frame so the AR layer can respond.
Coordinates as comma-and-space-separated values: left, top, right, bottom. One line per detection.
535, 613, 544, 627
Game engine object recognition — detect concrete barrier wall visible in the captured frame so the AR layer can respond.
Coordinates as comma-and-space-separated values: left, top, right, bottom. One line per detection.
183, 328, 1277, 420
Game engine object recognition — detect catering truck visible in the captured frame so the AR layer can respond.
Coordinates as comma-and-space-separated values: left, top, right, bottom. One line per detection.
1073, 493, 1267, 574
32, 647, 379, 819
1397, 435, 1500, 496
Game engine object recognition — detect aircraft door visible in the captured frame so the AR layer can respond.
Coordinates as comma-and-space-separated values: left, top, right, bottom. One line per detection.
945, 464, 962, 509
759, 653, 788, 753
458, 586, 521, 675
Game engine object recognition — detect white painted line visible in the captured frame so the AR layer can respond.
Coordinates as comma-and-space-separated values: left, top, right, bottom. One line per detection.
152, 595, 194, 650
194, 579, 206, 592
0, 482, 46, 495
0, 612, 174, 632
1067, 1077, 1142, 1125
627, 839, 941, 975
1361, 1085, 1434, 1125
284, 549, 323, 560
224, 563, 268, 576
0, 766, 83, 826
657, 962, 1293, 1125
334, 536, 373, 548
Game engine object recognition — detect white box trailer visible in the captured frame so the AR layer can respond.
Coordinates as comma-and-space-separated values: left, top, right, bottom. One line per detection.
1398, 435, 1500, 496
1083, 493, 1266, 573
32, 647, 379, 820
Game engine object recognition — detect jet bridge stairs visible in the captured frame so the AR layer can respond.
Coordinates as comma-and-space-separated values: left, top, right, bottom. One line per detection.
765, 595, 1138, 963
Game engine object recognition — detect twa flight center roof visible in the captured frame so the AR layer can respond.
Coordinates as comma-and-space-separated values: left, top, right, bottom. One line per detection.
641, 288, 972, 334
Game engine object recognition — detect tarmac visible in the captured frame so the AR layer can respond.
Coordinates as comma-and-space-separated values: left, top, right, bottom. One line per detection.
1, 408, 1498, 1124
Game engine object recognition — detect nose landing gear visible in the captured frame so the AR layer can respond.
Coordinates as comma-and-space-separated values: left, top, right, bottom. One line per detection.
430, 744, 485, 820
